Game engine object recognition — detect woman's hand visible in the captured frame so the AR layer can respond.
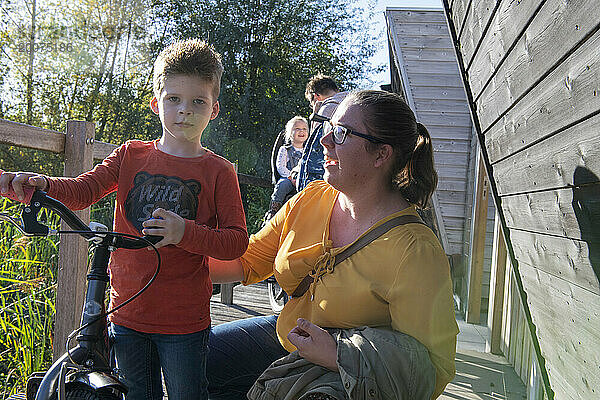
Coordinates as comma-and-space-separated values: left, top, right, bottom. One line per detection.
287, 318, 338, 371
142, 208, 185, 248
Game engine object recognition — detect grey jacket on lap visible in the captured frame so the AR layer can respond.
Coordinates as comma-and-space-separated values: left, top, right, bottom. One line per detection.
247, 326, 436, 400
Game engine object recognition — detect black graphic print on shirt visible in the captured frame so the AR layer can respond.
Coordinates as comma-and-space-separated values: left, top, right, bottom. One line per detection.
124, 171, 201, 233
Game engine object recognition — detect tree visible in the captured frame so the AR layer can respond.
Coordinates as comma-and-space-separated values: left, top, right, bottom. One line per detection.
0, 0, 157, 173
151, 0, 378, 177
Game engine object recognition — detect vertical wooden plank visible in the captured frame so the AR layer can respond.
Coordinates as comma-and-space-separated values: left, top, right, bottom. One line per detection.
466, 149, 490, 323
486, 211, 506, 354
508, 275, 519, 366
529, 358, 544, 400
500, 255, 512, 355
53, 121, 94, 361
220, 163, 238, 305
514, 299, 525, 381
522, 331, 532, 385
220, 283, 234, 304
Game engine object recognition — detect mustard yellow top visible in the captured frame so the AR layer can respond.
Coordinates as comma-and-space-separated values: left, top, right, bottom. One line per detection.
241, 181, 458, 398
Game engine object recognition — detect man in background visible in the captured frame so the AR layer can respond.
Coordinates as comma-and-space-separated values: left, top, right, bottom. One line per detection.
296, 74, 348, 191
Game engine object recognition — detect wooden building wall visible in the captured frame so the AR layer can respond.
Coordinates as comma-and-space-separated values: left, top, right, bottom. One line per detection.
443, 0, 600, 398
386, 8, 496, 315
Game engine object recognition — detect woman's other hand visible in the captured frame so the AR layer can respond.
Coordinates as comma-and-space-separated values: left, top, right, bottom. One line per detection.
287, 318, 338, 371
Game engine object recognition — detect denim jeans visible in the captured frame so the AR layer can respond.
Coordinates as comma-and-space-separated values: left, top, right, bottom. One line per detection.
207, 315, 288, 399
109, 323, 209, 400
271, 178, 295, 204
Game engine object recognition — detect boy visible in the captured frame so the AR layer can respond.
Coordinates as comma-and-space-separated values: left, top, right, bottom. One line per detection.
0, 39, 249, 400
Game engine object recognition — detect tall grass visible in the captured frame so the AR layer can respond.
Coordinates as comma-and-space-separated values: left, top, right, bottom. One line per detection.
0, 199, 59, 398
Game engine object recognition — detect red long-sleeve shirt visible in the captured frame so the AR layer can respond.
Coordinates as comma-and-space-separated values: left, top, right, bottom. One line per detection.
47, 140, 248, 333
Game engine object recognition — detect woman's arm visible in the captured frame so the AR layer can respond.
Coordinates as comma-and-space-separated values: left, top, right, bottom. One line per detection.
208, 257, 244, 283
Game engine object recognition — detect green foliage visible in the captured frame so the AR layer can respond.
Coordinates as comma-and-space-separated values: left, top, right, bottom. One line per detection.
243, 184, 271, 235
0, 199, 59, 397
151, 0, 378, 178
0, 1, 378, 393
224, 138, 259, 174
1, 0, 376, 226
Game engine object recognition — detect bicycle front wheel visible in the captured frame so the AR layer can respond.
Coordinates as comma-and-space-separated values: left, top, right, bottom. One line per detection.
267, 279, 288, 313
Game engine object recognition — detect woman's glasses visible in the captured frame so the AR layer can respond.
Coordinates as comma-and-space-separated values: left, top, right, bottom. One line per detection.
311, 114, 388, 145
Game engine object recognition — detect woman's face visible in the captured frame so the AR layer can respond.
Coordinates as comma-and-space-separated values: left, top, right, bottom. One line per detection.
320, 101, 379, 191
291, 121, 309, 144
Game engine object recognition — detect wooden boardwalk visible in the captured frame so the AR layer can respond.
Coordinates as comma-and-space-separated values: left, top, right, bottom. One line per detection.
210, 282, 274, 325
210, 283, 527, 399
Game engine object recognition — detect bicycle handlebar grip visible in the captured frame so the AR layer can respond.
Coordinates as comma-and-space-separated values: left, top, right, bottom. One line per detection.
0, 170, 35, 204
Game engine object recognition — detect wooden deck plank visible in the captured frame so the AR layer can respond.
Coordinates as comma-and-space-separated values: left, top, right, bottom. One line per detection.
210, 282, 273, 326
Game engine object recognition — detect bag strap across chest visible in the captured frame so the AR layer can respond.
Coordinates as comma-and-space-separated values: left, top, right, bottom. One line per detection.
290, 214, 426, 298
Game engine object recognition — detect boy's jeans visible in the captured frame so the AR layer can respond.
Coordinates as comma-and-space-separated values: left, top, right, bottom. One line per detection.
109, 323, 209, 400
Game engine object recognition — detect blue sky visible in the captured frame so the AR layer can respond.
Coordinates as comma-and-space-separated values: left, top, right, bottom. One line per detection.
357, 0, 443, 88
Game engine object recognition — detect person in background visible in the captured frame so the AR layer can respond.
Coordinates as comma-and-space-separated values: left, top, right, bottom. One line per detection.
0, 39, 248, 400
266, 116, 309, 219
296, 74, 348, 192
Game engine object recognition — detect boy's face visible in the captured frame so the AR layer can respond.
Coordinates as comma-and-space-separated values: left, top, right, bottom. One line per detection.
150, 74, 219, 146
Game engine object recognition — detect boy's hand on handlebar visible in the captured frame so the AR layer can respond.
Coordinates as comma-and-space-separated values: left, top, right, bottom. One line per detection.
0, 171, 48, 200
287, 318, 338, 371
142, 208, 185, 248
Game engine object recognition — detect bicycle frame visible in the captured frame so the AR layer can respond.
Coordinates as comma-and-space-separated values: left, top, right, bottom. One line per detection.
1, 186, 161, 400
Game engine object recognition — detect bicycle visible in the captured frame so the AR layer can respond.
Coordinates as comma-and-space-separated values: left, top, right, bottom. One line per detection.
1, 184, 162, 400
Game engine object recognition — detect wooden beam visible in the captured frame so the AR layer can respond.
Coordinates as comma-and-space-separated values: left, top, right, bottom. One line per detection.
221, 163, 238, 305
0, 118, 64, 153
93, 140, 118, 161
0, 118, 116, 161
1, 118, 269, 187
466, 148, 490, 323
53, 121, 95, 361
487, 211, 507, 354
237, 173, 271, 188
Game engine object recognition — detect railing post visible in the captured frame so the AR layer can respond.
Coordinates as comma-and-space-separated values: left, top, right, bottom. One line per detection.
466, 148, 490, 324
53, 120, 95, 361
220, 163, 238, 305
487, 212, 507, 354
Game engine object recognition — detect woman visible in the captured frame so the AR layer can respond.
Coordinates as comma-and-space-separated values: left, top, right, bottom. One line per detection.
208, 90, 458, 399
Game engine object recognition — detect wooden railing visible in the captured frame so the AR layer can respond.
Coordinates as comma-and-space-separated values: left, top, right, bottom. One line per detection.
0, 118, 270, 360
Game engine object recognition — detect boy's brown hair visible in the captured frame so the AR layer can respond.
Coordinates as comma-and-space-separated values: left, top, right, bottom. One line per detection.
304, 73, 339, 103
153, 39, 224, 100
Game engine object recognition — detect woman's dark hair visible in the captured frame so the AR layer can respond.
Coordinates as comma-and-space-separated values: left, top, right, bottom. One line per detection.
345, 90, 437, 208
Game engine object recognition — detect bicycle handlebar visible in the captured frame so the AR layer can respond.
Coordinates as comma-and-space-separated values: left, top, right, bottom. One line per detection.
0, 181, 162, 248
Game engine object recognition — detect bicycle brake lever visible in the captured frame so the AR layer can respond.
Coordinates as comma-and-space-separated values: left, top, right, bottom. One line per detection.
21, 192, 50, 236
